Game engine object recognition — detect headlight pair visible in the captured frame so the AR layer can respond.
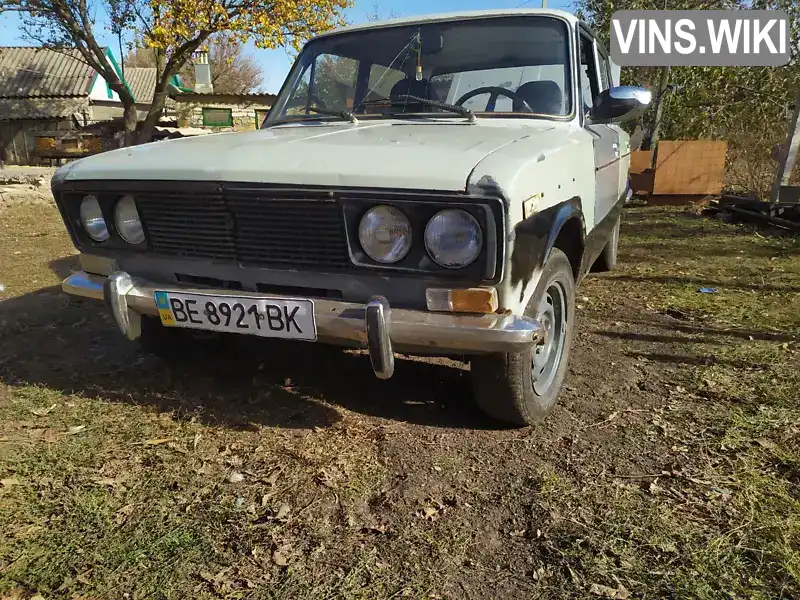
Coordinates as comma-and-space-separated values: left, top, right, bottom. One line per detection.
79, 195, 145, 244
358, 205, 482, 269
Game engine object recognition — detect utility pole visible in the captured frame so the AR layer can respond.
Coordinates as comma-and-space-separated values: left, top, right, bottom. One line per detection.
771, 91, 800, 202
541, 0, 547, 7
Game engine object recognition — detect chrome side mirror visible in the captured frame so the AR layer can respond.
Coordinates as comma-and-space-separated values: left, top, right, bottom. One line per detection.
590, 86, 652, 123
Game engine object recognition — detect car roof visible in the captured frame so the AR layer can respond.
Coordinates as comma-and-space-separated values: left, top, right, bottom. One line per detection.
311, 8, 581, 41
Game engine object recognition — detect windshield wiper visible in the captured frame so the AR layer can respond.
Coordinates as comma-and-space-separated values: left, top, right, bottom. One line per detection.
307, 106, 359, 124
397, 95, 477, 123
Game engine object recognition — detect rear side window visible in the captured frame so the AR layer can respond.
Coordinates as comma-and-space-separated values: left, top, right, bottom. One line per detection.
578, 34, 600, 114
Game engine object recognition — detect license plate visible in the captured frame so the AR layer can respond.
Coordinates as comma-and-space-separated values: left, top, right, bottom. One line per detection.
153, 291, 316, 341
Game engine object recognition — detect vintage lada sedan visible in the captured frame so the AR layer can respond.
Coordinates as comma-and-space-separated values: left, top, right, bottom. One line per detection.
54, 9, 650, 425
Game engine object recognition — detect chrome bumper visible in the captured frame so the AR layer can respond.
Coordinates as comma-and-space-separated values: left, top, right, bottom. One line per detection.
63, 271, 543, 379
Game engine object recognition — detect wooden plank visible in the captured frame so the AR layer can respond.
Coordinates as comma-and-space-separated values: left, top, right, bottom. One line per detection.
630, 150, 653, 175
652, 140, 727, 195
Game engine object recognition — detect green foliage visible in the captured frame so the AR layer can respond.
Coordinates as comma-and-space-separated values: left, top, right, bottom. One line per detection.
577, 0, 800, 195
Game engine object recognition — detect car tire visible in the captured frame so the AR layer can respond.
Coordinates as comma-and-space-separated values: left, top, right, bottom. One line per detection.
592, 214, 621, 272
470, 247, 576, 426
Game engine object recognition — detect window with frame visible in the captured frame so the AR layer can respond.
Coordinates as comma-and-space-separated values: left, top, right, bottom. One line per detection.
597, 51, 610, 91
255, 109, 270, 127
578, 34, 600, 115
202, 107, 233, 127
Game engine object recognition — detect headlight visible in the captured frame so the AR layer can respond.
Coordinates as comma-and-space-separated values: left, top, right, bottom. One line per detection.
424, 209, 483, 268
79, 195, 109, 242
114, 195, 145, 244
358, 205, 412, 264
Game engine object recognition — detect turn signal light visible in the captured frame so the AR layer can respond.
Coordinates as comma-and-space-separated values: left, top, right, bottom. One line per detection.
425, 287, 498, 314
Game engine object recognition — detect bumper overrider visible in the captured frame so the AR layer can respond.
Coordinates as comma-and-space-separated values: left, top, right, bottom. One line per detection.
62, 271, 544, 379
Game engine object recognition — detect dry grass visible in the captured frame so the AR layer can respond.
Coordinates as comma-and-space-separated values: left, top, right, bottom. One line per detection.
0, 202, 798, 599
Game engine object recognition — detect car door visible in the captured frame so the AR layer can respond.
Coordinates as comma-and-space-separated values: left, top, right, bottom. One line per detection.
596, 44, 630, 202
578, 29, 620, 229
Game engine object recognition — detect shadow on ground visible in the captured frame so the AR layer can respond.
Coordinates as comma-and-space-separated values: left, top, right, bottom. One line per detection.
0, 281, 493, 432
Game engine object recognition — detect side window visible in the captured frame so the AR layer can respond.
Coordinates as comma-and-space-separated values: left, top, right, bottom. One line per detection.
597, 51, 610, 91
578, 34, 600, 114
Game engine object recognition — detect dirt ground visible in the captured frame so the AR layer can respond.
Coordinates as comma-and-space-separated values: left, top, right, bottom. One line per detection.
0, 200, 798, 599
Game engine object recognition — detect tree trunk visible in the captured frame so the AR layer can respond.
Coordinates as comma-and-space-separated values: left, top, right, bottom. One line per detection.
647, 65, 671, 169
107, 81, 138, 147
136, 88, 169, 144
136, 51, 172, 145
121, 97, 138, 147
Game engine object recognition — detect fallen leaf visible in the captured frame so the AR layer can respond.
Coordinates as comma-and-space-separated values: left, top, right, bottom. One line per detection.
432, 465, 442, 472
360, 524, 388, 535
193, 433, 202, 450
30, 595, 46, 600
590, 583, 630, 598
757, 438, 777, 450
144, 438, 173, 446
276, 503, 291, 520
66, 425, 86, 435
76, 569, 92, 584
1, 478, 21, 487
228, 471, 244, 484
272, 549, 288, 567
30, 403, 57, 416
115, 504, 135, 525
265, 468, 282, 486
93, 477, 124, 487
199, 571, 215, 583
422, 506, 438, 519
567, 565, 581, 585
1, 587, 25, 600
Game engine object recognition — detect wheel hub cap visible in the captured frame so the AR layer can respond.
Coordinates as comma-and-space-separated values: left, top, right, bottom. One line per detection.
531, 282, 567, 395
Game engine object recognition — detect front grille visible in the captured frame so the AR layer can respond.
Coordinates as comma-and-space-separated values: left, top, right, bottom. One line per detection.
136, 191, 350, 270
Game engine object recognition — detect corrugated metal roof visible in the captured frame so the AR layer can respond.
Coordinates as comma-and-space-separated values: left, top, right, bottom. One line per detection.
0, 96, 89, 119
0, 47, 96, 98
123, 66, 157, 104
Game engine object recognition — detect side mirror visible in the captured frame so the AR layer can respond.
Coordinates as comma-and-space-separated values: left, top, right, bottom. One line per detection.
590, 86, 652, 123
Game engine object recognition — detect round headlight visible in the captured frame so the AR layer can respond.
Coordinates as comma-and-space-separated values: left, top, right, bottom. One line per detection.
358, 205, 412, 264
114, 195, 145, 244
79, 195, 109, 242
424, 209, 483, 268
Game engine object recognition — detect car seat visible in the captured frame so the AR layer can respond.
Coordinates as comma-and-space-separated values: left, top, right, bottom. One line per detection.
512, 80, 563, 115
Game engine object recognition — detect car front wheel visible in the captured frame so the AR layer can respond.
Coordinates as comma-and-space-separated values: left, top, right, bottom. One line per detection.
470, 247, 576, 426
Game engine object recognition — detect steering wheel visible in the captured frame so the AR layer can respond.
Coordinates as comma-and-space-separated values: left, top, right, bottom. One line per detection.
454, 86, 533, 113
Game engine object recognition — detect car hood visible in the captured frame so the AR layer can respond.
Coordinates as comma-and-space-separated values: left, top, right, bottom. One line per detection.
60, 120, 563, 192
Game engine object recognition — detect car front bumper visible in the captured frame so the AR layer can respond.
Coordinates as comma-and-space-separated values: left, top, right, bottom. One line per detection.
62, 271, 544, 379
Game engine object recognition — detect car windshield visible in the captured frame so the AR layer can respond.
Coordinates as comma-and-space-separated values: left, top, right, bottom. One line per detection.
265, 15, 572, 125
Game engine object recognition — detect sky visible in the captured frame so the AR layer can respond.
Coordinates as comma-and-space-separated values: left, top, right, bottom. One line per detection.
0, 0, 574, 93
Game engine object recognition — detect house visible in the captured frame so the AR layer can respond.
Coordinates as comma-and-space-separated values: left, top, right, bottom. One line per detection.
0, 46, 176, 165
171, 51, 276, 132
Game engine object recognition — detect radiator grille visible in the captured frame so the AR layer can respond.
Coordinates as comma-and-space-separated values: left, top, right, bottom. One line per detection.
135, 191, 350, 270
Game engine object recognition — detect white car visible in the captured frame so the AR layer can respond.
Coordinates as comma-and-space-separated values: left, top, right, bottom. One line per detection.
53, 9, 651, 425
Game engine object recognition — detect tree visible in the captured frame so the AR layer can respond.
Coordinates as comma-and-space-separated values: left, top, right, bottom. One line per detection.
2, 0, 351, 144
576, 0, 800, 195
126, 32, 264, 94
